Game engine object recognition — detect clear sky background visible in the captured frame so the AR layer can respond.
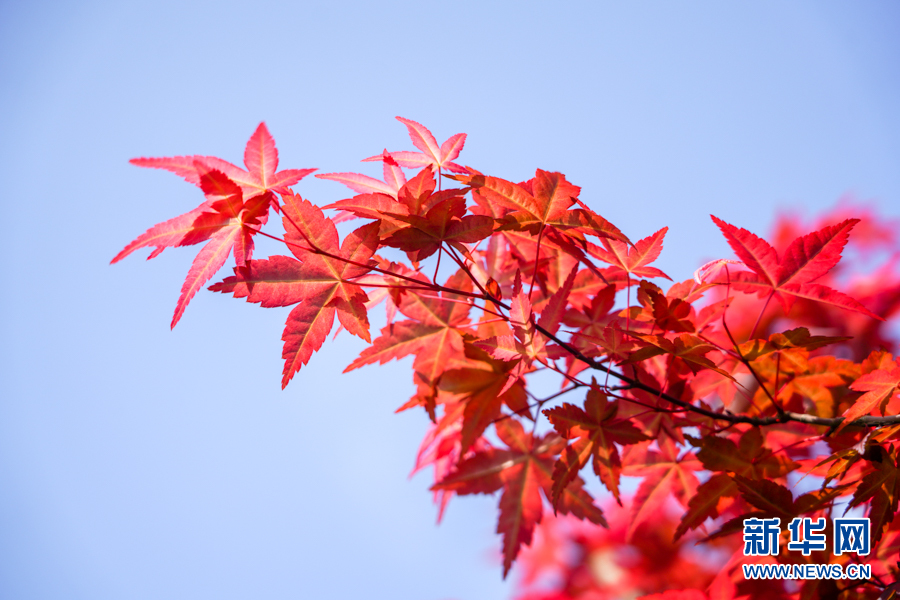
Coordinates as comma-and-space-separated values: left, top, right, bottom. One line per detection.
1, 2, 898, 599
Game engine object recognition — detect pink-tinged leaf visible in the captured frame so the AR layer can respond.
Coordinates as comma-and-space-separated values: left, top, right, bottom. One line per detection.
336, 220, 381, 281
381, 150, 407, 191
316, 172, 400, 197
346, 280, 469, 374
626, 447, 700, 540
199, 156, 268, 192
116, 169, 274, 327
121, 126, 315, 330
396, 116, 442, 164
233, 226, 255, 267
370, 151, 468, 174
129, 155, 211, 186
439, 133, 467, 163
589, 227, 671, 279
281, 288, 337, 388
693, 258, 743, 284
324, 193, 408, 222
344, 321, 449, 370
366, 150, 434, 170
728, 270, 883, 319
266, 168, 316, 192
711, 215, 780, 286
131, 124, 314, 199
171, 227, 238, 328
110, 205, 222, 263
232, 191, 274, 267
213, 215, 376, 386
435, 419, 604, 578
243, 122, 278, 187
363, 118, 468, 173
777, 218, 859, 286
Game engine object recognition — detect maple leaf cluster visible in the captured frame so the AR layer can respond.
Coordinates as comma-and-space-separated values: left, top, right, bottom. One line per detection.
114, 118, 900, 598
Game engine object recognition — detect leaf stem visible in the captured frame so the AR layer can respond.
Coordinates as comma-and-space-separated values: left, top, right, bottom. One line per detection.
528, 225, 546, 300
748, 291, 774, 340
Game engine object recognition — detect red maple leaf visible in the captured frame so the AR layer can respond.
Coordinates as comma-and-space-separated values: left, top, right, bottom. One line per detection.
410, 400, 492, 522
477, 270, 573, 370
433, 419, 605, 578
130, 122, 315, 199
588, 227, 671, 280
112, 167, 275, 327
345, 270, 475, 418
544, 387, 649, 505
711, 215, 881, 319
454, 169, 630, 246
210, 192, 378, 387
382, 184, 494, 261
316, 149, 407, 197
322, 166, 472, 244
622, 438, 702, 540
115, 119, 900, 589
838, 353, 900, 431
114, 124, 315, 327
363, 117, 467, 173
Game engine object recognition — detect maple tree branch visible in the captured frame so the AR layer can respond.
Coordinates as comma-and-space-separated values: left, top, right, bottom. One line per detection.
349, 280, 446, 296
117, 120, 900, 587
529, 317, 900, 430
609, 391, 684, 415
269, 202, 900, 432
255, 229, 490, 301
525, 384, 585, 406
535, 352, 584, 389
475, 315, 509, 326
715, 273, 786, 417
442, 243, 506, 310
490, 401, 542, 426
274, 208, 455, 294
719, 309, 787, 420
848, 555, 888, 589
470, 306, 510, 321
255, 229, 315, 253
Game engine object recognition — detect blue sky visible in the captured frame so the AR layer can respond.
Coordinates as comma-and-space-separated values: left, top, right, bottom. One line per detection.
1, 2, 898, 599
